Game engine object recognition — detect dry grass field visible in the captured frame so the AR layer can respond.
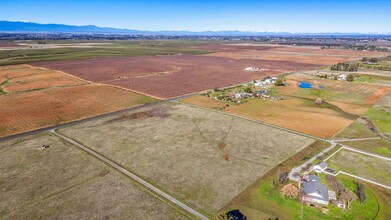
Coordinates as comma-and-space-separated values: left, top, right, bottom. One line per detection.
58, 102, 314, 215
0, 84, 156, 137
223, 98, 354, 138
0, 133, 188, 219
327, 149, 391, 186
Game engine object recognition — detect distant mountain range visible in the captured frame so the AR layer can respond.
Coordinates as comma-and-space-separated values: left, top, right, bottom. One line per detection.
0, 20, 389, 36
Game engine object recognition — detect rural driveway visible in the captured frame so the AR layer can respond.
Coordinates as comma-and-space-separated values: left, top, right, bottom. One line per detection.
50, 130, 209, 220
289, 141, 336, 181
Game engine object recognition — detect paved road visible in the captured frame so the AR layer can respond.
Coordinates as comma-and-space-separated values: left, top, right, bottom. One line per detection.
325, 144, 391, 162
289, 141, 336, 181
50, 130, 209, 220
333, 137, 381, 142
324, 170, 391, 190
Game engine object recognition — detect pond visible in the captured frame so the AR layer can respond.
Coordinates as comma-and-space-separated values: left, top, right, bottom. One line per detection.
299, 81, 313, 89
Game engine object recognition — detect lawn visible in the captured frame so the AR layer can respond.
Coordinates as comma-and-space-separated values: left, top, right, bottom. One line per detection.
58, 102, 314, 215
326, 149, 391, 186
0, 133, 188, 219
223, 97, 355, 138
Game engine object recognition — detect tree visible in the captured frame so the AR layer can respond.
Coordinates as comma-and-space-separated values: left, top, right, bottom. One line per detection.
346, 73, 355, 82
277, 170, 289, 185
243, 87, 252, 93
214, 87, 220, 92
275, 78, 285, 86
315, 98, 322, 105
355, 182, 367, 205
221, 209, 247, 220
340, 189, 356, 209
368, 57, 378, 63
326, 175, 344, 197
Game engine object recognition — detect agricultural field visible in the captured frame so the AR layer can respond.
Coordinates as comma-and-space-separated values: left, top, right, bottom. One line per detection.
0, 40, 216, 66
58, 102, 314, 215
198, 44, 389, 65
0, 64, 85, 93
223, 98, 355, 138
0, 133, 188, 219
326, 149, 391, 187
0, 84, 156, 137
33, 54, 316, 99
30, 43, 387, 99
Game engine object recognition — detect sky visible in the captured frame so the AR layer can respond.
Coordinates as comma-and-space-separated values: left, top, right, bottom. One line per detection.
1, 0, 390, 33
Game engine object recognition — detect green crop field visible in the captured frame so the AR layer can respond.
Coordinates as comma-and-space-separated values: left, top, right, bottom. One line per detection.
0, 40, 216, 66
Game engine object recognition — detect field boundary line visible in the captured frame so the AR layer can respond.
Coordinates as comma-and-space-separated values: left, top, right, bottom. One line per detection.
50, 130, 209, 220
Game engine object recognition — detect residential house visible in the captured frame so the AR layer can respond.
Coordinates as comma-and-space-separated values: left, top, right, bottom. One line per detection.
337, 74, 347, 81
313, 161, 327, 173
302, 175, 334, 206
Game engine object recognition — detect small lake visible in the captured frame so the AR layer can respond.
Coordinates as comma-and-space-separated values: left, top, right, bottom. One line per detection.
299, 81, 313, 89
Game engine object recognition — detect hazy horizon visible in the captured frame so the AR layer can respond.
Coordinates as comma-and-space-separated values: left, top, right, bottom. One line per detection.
1, 0, 390, 33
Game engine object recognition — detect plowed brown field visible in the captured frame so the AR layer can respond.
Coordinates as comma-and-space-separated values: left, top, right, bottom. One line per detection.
34, 44, 388, 99
0, 84, 155, 137
34, 54, 320, 98
0, 65, 84, 93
